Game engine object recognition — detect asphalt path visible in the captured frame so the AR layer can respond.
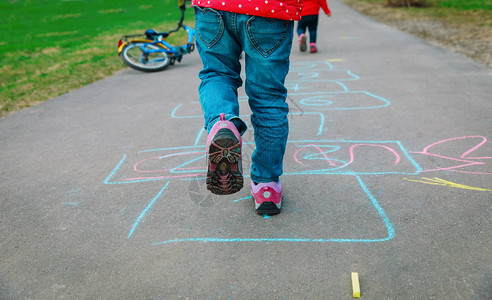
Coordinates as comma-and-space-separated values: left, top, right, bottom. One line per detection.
1, 1, 492, 298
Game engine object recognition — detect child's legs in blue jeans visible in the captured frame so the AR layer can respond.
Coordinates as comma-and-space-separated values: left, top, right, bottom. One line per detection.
194, 7, 293, 183
297, 15, 319, 43
242, 19, 293, 183
307, 15, 319, 44
297, 18, 308, 36
194, 7, 246, 133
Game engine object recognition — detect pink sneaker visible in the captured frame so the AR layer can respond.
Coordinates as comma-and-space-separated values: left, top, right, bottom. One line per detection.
309, 42, 318, 53
251, 181, 282, 215
299, 33, 307, 52
206, 113, 243, 195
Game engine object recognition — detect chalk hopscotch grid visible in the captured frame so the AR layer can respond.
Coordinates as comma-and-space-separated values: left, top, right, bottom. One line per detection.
103, 60, 408, 244
151, 175, 395, 245
104, 58, 491, 244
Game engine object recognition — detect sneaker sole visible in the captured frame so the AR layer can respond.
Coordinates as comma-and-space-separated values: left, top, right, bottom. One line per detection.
207, 128, 243, 195
300, 35, 307, 52
256, 202, 281, 215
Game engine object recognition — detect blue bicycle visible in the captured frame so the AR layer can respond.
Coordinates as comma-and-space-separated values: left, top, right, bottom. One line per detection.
117, 1, 194, 72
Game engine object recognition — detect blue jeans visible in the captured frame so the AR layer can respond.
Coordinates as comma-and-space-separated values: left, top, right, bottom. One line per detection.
194, 7, 294, 184
297, 15, 319, 44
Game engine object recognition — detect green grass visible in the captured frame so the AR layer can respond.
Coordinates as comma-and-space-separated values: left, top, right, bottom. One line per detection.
0, 0, 194, 117
395, 0, 492, 24
348, 0, 492, 10
439, 0, 492, 10
356, 0, 492, 9
343, 0, 492, 27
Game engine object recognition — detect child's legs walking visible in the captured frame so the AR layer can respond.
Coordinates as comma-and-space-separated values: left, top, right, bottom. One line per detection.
195, 9, 294, 184
304, 15, 319, 44
194, 7, 247, 133
297, 18, 308, 36
241, 17, 294, 183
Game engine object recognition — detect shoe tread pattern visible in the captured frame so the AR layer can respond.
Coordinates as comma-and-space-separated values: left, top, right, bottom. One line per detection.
207, 129, 243, 195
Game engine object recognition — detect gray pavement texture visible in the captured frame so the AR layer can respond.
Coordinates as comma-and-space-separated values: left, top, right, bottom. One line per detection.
1, 1, 492, 299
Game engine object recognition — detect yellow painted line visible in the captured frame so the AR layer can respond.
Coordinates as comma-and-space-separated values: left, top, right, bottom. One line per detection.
403, 177, 492, 192
325, 59, 345, 62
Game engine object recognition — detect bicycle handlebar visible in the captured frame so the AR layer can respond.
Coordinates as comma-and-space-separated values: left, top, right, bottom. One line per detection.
158, 0, 187, 36
128, 0, 190, 40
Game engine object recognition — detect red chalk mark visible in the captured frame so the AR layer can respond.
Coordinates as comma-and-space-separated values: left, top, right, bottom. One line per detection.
294, 144, 338, 167
294, 143, 401, 170
122, 173, 203, 181
133, 152, 204, 173
410, 136, 492, 175
344, 144, 401, 167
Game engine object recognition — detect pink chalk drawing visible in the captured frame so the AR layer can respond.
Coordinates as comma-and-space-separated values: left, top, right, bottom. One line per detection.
106, 149, 207, 183
289, 141, 414, 175
293, 144, 339, 167
132, 152, 205, 174
409, 136, 492, 175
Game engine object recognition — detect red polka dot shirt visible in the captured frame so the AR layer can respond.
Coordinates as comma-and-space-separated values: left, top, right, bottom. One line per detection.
192, 0, 303, 21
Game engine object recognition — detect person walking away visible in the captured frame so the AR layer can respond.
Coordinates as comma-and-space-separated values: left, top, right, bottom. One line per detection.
297, 0, 331, 53
192, 0, 303, 215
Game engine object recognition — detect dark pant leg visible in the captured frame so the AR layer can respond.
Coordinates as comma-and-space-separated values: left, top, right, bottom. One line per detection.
304, 14, 319, 44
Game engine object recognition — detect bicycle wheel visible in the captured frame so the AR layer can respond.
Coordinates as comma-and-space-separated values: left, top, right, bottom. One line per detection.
120, 41, 171, 72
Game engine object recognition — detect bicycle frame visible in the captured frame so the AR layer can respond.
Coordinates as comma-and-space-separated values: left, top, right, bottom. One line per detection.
117, 1, 194, 65
140, 25, 193, 57
118, 0, 195, 72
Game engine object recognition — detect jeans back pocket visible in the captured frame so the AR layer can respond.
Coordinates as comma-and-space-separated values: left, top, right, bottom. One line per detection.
194, 6, 224, 49
246, 17, 289, 58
